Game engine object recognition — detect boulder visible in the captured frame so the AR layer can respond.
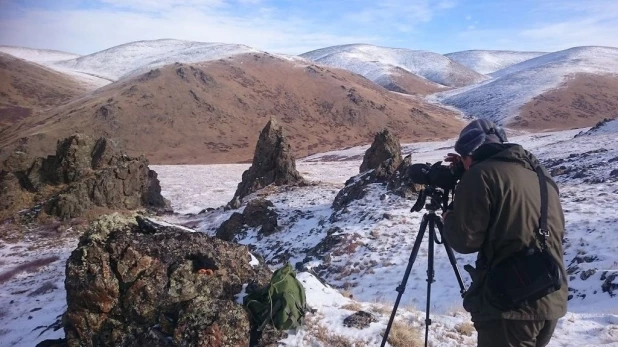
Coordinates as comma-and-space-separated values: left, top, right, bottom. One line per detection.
359, 129, 402, 178
62, 214, 274, 347
230, 118, 304, 205
216, 212, 246, 241
216, 198, 280, 241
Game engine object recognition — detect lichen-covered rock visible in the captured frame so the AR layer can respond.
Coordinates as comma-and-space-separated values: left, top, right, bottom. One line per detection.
0, 133, 171, 220
230, 118, 304, 205
343, 311, 378, 329
63, 214, 274, 347
359, 129, 402, 177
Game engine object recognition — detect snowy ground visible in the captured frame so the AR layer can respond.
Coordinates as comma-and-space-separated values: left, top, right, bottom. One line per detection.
1, 127, 617, 346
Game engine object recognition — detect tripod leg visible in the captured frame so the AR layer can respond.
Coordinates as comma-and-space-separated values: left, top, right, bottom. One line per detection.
380, 214, 430, 347
435, 218, 467, 294
424, 216, 435, 347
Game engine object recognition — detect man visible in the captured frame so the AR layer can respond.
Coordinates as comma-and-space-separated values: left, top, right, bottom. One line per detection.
442, 119, 568, 347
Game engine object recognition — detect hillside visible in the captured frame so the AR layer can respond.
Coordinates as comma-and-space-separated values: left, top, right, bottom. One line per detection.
514, 74, 618, 130
435, 46, 618, 128
0, 53, 462, 165
445, 50, 546, 74
300, 44, 488, 91
0, 53, 86, 131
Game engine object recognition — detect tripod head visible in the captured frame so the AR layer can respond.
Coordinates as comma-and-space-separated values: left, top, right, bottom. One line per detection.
411, 186, 450, 213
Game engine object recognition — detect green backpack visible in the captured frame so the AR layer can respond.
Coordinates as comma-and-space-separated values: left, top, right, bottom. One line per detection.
243, 263, 307, 331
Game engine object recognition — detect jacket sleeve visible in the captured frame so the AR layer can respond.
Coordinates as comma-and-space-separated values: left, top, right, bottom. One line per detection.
443, 170, 491, 254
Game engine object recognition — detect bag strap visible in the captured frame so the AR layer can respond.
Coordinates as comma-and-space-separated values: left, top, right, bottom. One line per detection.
535, 167, 549, 250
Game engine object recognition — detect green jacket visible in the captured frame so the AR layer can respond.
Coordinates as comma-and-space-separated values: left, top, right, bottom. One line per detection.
443, 144, 568, 322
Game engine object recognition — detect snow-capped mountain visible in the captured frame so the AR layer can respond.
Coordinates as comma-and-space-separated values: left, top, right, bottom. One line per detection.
434, 46, 618, 125
301, 44, 489, 88
0, 46, 81, 63
445, 50, 547, 75
490, 46, 618, 78
51, 39, 260, 82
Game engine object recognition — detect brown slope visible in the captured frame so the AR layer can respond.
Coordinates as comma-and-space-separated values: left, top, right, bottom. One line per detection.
0, 53, 86, 131
381, 66, 449, 95
512, 73, 618, 131
0, 53, 463, 164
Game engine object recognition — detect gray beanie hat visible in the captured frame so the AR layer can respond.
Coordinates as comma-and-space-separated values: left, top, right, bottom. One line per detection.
454, 119, 508, 156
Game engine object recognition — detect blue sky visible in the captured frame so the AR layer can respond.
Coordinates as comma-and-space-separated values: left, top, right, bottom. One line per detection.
1, 0, 617, 55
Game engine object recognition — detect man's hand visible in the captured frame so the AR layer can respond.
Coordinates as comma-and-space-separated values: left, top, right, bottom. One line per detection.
444, 153, 462, 168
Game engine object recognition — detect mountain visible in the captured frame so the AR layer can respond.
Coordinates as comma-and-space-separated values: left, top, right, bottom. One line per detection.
0, 53, 462, 165
300, 44, 488, 92
445, 50, 547, 75
51, 39, 260, 82
0, 46, 80, 63
0, 53, 86, 131
435, 46, 618, 129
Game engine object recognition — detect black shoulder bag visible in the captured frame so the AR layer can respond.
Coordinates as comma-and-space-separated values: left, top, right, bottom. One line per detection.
486, 167, 563, 311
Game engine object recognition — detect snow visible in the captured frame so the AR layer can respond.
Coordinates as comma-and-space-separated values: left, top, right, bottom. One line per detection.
0, 46, 80, 63
445, 50, 547, 75
576, 119, 618, 137
434, 46, 618, 125
300, 44, 489, 87
0, 45, 109, 89
2, 127, 618, 346
249, 253, 260, 266
51, 39, 260, 82
0, 236, 77, 346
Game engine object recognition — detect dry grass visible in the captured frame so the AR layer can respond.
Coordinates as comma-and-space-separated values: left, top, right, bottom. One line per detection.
454, 322, 475, 337
383, 320, 423, 347
305, 315, 369, 347
340, 289, 354, 299
370, 303, 392, 316
0, 256, 60, 284
341, 302, 362, 311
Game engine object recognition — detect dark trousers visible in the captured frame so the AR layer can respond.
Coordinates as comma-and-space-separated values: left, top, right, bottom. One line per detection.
474, 319, 558, 347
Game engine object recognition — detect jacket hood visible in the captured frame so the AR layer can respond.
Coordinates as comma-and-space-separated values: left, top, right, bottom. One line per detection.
473, 143, 541, 172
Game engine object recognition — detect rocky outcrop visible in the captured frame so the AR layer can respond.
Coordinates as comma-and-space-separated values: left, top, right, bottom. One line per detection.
61, 214, 274, 347
217, 198, 279, 241
359, 129, 402, 178
332, 132, 420, 211
0, 134, 171, 220
229, 119, 304, 208
331, 172, 376, 211
386, 154, 422, 198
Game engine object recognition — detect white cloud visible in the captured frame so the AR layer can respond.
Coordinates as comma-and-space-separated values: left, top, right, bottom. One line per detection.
0, 4, 376, 54
0, 0, 459, 54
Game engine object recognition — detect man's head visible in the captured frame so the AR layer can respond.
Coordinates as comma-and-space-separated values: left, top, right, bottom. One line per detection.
455, 119, 508, 169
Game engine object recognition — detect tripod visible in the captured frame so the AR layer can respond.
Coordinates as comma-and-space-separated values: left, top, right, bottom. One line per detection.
380, 188, 467, 347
